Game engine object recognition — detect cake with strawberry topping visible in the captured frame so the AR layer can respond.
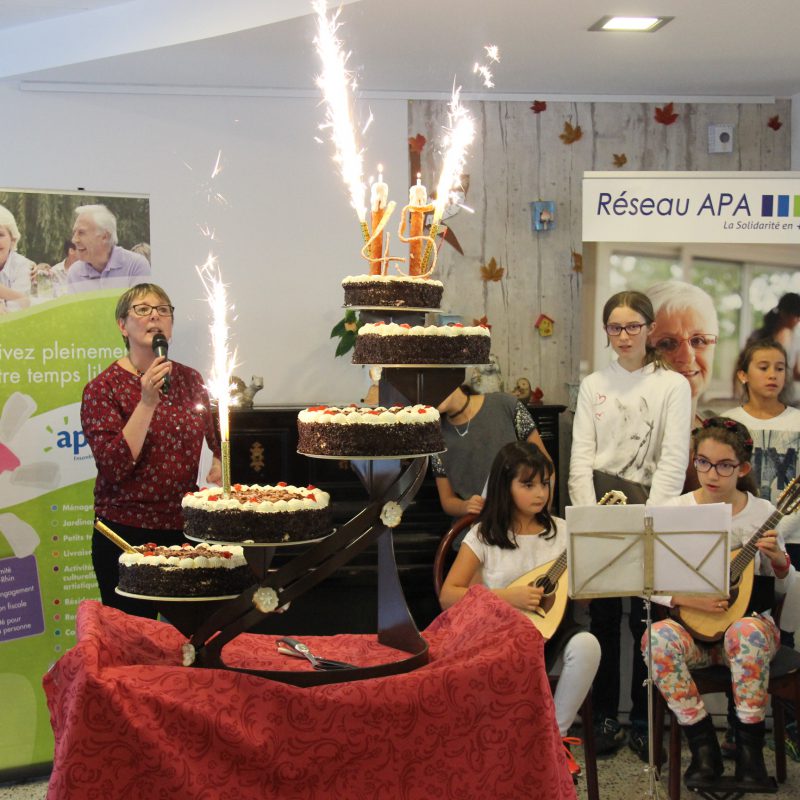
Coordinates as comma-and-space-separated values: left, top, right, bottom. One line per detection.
182, 483, 333, 543
342, 274, 444, 310
297, 404, 444, 457
352, 321, 491, 365
117, 542, 253, 597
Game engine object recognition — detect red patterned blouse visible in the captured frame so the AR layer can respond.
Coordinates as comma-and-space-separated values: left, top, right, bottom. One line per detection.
81, 361, 221, 529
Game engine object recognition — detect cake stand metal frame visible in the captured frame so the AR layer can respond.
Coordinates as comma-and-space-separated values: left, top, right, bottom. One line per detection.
183, 453, 430, 685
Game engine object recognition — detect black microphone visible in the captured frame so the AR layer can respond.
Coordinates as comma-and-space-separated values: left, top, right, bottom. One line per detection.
151, 333, 170, 393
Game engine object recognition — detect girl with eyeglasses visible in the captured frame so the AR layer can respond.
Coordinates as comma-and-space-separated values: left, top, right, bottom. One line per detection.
81, 283, 222, 619
569, 290, 692, 758
645, 417, 794, 789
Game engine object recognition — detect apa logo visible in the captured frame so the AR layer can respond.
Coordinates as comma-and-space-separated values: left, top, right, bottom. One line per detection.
45, 416, 88, 457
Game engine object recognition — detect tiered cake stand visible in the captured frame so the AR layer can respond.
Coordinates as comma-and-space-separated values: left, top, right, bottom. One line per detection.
119, 301, 471, 686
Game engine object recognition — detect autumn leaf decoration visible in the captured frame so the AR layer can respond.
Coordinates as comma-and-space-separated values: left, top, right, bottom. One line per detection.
654, 102, 679, 125
408, 133, 427, 153
571, 251, 583, 273
613, 153, 627, 168
768, 115, 783, 131
330, 309, 362, 357
473, 315, 492, 329
480, 257, 504, 282
530, 100, 547, 114
559, 121, 582, 144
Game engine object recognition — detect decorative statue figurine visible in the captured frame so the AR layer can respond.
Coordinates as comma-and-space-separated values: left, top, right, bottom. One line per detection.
230, 376, 264, 408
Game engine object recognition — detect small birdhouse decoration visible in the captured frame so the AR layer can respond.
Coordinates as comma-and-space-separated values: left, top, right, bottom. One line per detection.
535, 314, 554, 337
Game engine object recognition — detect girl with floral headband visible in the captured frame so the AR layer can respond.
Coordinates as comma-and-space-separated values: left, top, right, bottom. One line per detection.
644, 416, 794, 791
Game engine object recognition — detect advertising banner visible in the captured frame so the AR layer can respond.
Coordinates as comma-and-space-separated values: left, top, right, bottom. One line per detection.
0, 189, 150, 776
583, 171, 800, 243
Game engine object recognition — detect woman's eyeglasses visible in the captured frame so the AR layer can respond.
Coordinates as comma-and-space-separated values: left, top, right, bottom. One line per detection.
604, 322, 646, 336
693, 456, 740, 477
655, 334, 717, 352
130, 303, 174, 317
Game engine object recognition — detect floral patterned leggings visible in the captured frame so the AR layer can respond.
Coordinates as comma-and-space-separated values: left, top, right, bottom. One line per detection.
643, 616, 780, 725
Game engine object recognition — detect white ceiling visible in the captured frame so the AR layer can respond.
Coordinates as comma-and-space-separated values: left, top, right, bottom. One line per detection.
1, 0, 800, 99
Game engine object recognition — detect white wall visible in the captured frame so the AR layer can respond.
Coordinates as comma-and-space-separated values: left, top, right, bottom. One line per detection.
0, 83, 408, 405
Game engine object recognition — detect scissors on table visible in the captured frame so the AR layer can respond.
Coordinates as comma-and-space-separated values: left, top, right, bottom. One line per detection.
276, 637, 356, 671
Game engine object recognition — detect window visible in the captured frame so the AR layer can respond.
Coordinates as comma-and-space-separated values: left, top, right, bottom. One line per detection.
600, 244, 800, 398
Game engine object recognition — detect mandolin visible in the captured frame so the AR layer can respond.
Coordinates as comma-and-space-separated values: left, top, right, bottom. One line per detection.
677, 476, 800, 642
506, 489, 627, 639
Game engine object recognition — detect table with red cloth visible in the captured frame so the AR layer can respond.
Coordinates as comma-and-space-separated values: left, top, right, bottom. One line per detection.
44, 586, 576, 800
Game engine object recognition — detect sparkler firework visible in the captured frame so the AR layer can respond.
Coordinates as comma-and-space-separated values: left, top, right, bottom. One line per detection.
313, 0, 369, 242
197, 256, 237, 496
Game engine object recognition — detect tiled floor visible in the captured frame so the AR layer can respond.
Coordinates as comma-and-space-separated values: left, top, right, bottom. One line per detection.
2, 742, 798, 800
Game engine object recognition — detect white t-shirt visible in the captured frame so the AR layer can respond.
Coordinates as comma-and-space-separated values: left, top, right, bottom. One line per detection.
722, 405, 800, 544
569, 360, 691, 506
462, 517, 566, 589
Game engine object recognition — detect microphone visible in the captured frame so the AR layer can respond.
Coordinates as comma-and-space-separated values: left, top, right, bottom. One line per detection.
151, 333, 170, 393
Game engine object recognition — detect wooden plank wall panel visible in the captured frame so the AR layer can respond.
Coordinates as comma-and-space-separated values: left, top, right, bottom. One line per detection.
408, 99, 790, 404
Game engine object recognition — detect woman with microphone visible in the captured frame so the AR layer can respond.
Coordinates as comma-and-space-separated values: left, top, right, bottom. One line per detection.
81, 283, 221, 617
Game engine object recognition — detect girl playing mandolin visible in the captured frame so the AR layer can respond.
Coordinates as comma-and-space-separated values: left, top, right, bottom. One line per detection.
440, 441, 601, 779
646, 417, 795, 789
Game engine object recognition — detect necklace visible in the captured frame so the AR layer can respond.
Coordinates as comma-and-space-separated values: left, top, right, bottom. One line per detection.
447, 394, 471, 420
454, 418, 471, 438
127, 356, 145, 377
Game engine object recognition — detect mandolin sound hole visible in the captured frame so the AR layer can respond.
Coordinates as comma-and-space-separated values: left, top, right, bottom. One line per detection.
534, 576, 555, 595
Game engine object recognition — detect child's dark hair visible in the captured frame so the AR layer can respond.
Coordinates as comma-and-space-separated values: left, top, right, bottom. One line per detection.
477, 441, 554, 549
736, 338, 788, 404
602, 290, 662, 367
692, 417, 756, 493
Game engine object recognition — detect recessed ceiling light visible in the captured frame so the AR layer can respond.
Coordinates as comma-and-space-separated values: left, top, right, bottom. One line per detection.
589, 16, 674, 32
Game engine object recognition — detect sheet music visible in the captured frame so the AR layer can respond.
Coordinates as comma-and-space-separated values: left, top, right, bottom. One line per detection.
648, 504, 731, 596
566, 503, 730, 599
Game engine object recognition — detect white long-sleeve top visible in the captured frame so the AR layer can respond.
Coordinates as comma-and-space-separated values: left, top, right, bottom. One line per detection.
569, 360, 691, 506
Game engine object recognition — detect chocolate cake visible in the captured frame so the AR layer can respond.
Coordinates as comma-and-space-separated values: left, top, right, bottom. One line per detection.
342, 274, 443, 309
352, 322, 491, 365
118, 543, 253, 597
182, 483, 333, 543
297, 404, 444, 457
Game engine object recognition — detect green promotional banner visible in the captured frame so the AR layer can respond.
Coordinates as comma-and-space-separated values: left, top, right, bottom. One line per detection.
0, 188, 150, 777
0, 291, 126, 773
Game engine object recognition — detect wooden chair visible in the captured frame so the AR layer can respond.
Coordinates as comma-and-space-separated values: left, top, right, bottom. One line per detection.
652, 645, 800, 800
433, 514, 600, 800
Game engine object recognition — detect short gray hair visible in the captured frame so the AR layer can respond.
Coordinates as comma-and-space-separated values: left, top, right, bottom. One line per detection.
0, 204, 20, 246
646, 280, 719, 335
74, 204, 118, 246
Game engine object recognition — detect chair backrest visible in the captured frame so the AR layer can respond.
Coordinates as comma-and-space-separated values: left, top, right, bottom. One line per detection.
432, 513, 479, 597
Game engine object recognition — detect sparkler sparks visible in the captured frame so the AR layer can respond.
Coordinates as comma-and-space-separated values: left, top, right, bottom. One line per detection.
432, 86, 475, 222
313, 0, 367, 233
420, 86, 476, 271
473, 44, 500, 89
196, 256, 237, 494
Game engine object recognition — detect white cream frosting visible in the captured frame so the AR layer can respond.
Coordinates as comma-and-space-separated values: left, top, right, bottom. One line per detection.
182, 484, 330, 513
342, 274, 443, 287
358, 322, 490, 338
298, 404, 440, 425
119, 543, 246, 569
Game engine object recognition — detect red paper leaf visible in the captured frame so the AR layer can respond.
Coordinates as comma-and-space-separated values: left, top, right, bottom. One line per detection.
654, 102, 679, 125
559, 121, 583, 144
408, 134, 427, 153
530, 100, 547, 114
768, 115, 783, 131
613, 153, 627, 168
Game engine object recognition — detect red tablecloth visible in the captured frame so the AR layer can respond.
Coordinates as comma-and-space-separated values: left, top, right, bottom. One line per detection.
44, 586, 575, 800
